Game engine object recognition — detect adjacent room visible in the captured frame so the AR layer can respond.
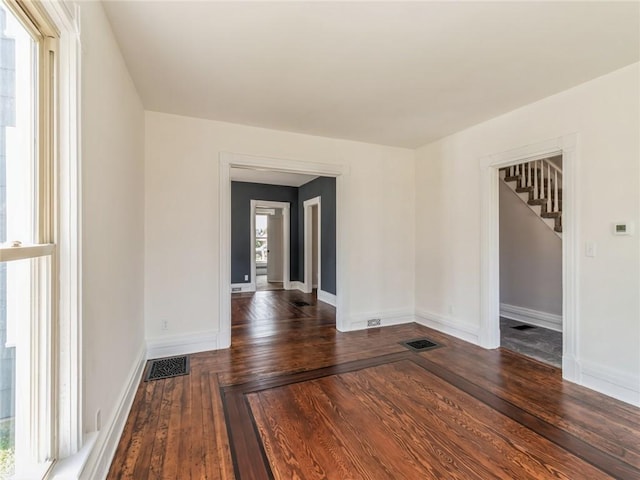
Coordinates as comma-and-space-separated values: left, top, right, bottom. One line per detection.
0, 1, 638, 479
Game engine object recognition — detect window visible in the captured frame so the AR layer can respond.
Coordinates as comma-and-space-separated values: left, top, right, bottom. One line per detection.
0, 1, 57, 477
255, 214, 269, 264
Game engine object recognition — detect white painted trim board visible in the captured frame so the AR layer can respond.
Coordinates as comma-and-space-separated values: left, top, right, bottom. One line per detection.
479, 133, 579, 382
78, 345, 147, 480
303, 196, 321, 294
317, 290, 336, 307
231, 282, 256, 293
348, 309, 415, 331
500, 303, 562, 332
414, 309, 481, 345
147, 330, 221, 359
220, 152, 348, 336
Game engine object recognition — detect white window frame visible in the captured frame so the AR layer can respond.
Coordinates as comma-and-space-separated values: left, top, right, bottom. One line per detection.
0, 0, 82, 477
0, 1, 57, 476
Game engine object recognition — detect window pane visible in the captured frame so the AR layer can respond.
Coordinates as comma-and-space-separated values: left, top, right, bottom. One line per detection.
0, 258, 26, 479
1, 4, 36, 246
256, 215, 268, 262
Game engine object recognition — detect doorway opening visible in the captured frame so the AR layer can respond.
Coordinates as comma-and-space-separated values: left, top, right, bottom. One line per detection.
303, 196, 321, 294
498, 156, 563, 367
479, 133, 579, 381
250, 200, 290, 292
220, 153, 347, 348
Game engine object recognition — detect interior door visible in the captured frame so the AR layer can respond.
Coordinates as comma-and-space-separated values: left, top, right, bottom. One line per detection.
267, 211, 284, 282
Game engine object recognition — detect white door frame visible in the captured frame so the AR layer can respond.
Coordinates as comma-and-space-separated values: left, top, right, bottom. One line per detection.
479, 133, 580, 381
303, 196, 321, 294
251, 200, 290, 290
220, 152, 348, 347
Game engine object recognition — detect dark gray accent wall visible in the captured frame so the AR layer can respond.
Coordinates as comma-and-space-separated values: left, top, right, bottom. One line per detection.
231, 182, 299, 284
298, 177, 337, 294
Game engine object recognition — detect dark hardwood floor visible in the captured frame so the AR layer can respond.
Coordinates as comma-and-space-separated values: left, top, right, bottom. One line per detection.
107, 290, 640, 479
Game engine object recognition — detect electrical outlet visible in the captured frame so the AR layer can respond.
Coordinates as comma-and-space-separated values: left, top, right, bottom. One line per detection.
367, 318, 381, 327
96, 409, 101, 431
244, 274, 249, 281
162, 319, 168, 330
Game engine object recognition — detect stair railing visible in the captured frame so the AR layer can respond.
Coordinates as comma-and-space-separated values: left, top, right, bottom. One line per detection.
507, 158, 562, 213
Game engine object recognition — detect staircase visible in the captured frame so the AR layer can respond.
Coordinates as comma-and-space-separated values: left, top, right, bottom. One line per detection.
500, 157, 562, 235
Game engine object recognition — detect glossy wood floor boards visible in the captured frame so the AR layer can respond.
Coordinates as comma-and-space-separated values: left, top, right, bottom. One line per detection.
107, 290, 640, 479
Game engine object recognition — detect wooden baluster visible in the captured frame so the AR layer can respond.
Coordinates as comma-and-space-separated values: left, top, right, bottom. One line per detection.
547, 162, 551, 212
539, 160, 544, 200
533, 160, 538, 199
553, 170, 560, 212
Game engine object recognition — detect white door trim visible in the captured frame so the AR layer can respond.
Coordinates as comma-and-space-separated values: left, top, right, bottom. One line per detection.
251, 200, 290, 290
220, 152, 348, 347
303, 196, 321, 294
479, 133, 579, 381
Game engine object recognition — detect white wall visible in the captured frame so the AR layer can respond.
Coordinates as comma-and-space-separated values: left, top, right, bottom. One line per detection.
145, 112, 415, 342
415, 63, 639, 403
81, 1, 145, 437
499, 181, 562, 316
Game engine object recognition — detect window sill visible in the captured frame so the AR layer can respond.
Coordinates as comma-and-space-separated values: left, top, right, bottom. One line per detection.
45, 433, 97, 480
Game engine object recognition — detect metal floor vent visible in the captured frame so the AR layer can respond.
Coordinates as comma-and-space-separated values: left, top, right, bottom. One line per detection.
291, 301, 313, 307
145, 355, 190, 381
401, 338, 440, 352
511, 325, 537, 331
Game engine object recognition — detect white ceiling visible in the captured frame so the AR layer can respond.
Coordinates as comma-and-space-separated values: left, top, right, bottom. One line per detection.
103, 1, 639, 148
230, 167, 318, 187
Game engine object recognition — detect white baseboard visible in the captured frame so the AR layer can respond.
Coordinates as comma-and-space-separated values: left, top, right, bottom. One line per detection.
415, 309, 480, 345
579, 359, 640, 407
317, 289, 336, 307
561, 353, 580, 383
79, 345, 147, 480
146, 329, 221, 359
500, 303, 562, 332
288, 281, 305, 292
347, 309, 414, 331
231, 282, 255, 293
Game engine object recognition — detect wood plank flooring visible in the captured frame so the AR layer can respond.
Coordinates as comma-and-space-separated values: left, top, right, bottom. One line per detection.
107, 290, 640, 479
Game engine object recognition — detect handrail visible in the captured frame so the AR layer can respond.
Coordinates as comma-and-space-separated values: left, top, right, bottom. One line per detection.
504, 157, 563, 220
